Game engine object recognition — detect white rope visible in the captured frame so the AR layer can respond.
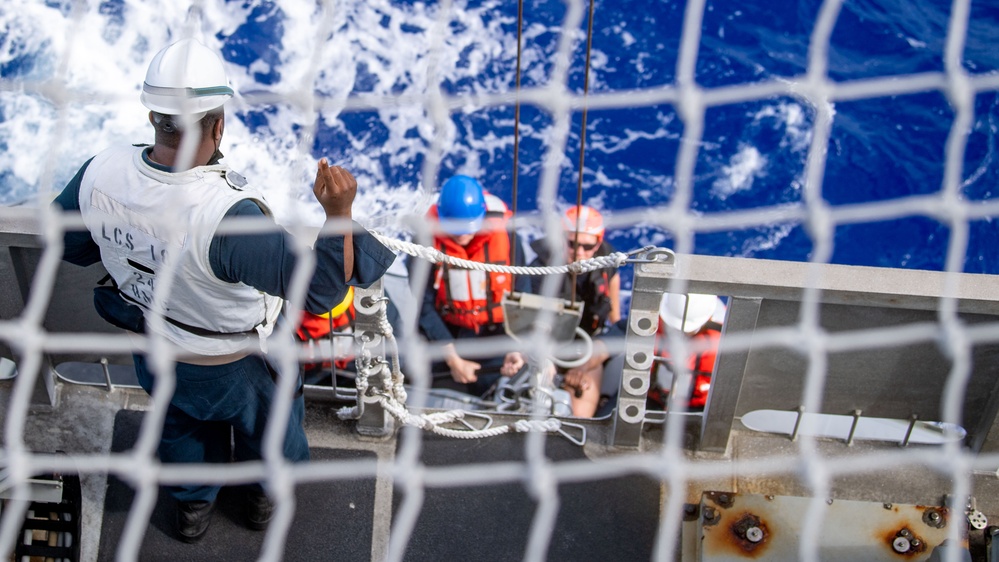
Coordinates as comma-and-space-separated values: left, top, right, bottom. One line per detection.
372, 232, 628, 275
338, 312, 567, 441
336, 387, 565, 440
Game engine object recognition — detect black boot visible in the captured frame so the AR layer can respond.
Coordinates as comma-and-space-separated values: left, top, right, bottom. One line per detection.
245, 490, 274, 531
176, 500, 214, 543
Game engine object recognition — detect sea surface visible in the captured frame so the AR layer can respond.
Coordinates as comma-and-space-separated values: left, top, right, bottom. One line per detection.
1, 0, 998, 300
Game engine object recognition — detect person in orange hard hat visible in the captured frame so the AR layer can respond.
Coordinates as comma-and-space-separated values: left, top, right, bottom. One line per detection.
529, 205, 621, 335
514, 205, 621, 417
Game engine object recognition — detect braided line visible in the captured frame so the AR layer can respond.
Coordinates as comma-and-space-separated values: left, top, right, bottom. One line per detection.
372, 232, 627, 275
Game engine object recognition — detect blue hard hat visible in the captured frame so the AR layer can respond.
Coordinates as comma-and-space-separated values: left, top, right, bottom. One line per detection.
437, 175, 486, 235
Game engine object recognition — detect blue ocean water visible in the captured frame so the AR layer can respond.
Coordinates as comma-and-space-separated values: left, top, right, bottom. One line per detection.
1, 0, 998, 290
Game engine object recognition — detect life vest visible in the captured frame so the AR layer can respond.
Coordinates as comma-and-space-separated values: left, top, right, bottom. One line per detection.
78, 145, 283, 356
428, 192, 514, 332
649, 325, 720, 410
529, 239, 616, 335
296, 304, 356, 373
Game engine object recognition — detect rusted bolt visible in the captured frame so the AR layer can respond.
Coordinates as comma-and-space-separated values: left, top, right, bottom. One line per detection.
884, 503, 893, 510
911, 538, 922, 548
899, 529, 912, 539
709, 491, 734, 508
893, 537, 911, 553
929, 512, 941, 523
746, 527, 763, 543
703, 506, 719, 524
683, 503, 699, 521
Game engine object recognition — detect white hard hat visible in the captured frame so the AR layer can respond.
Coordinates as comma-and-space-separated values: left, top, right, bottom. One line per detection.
140, 39, 233, 121
660, 293, 722, 334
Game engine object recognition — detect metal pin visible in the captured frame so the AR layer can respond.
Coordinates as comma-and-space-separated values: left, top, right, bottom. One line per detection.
901, 414, 918, 447
361, 296, 390, 308
790, 406, 805, 442
100, 357, 113, 392
846, 409, 862, 446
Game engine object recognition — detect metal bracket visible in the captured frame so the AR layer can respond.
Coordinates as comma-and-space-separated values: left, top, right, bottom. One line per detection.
0, 476, 64, 504
502, 291, 582, 343
351, 280, 393, 438
611, 248, 675, 448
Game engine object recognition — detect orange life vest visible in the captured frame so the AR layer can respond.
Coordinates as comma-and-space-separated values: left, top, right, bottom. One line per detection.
295, 304, 355, 372
428, 192, 514, 332
650, 325, 720, 409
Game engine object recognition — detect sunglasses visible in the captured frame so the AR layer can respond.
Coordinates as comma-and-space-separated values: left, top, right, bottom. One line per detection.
568, 240, 599, 251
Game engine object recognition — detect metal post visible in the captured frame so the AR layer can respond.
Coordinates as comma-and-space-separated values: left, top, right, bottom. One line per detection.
100, 357, 114, 392
698, 297, 761, 453
352, 280, 393, 438
789, 406, 806, 441
611, 249, 674, 448
900, 414, 918, 448
8, 246, 56, 406
846, 409, 861, 446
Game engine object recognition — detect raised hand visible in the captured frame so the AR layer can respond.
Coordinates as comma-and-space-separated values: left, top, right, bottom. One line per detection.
313, 158, 356, 219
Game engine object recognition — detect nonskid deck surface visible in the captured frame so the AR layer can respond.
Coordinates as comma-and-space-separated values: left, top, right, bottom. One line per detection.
96, 409, 660, 561
10, 376, 999, 561
99, 411, 377, 561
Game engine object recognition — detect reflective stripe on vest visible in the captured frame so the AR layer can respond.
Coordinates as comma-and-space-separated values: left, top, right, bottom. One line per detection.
433, 229, 513, 332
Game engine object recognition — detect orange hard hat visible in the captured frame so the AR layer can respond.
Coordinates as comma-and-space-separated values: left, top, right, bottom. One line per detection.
562, 205, 605, 238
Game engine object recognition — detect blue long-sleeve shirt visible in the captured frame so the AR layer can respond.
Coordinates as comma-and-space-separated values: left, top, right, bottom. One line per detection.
54, 153, 396, 319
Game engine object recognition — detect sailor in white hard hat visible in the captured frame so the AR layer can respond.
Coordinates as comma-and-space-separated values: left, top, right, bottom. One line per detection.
659, 292, 726, 335
53, 38, 395, 543
651, 293, 726, 410
139, 38, 235, 169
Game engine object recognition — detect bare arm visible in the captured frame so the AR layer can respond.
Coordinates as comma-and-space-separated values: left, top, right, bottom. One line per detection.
608, 273, 622, 323
444, 343, 481, 384
313, 159, 355, 282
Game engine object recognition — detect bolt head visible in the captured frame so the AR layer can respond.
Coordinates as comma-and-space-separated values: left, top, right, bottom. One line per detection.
746, 526, 763, 543
893, 537, 911, 553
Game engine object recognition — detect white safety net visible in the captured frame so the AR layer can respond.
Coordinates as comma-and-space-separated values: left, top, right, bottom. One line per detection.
0, 0, 998, 561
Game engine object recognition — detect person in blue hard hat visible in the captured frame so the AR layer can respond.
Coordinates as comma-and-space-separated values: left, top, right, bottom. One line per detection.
52, 38, 395, 543
411, 175, 530, 396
